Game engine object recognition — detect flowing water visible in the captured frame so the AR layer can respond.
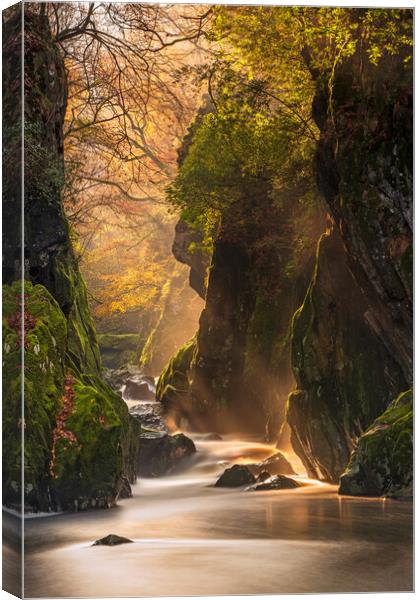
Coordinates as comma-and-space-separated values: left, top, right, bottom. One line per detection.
15, 432, 413, 597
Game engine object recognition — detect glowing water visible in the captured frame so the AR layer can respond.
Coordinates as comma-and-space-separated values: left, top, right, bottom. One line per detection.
18, 434, 413, 597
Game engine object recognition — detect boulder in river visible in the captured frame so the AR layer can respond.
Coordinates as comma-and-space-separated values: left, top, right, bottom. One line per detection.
215, 465, 256, 487
138, 432, 196, 477
247, 451, 296, 477
125, 380, 155, 401
256, 470, 271, 483
254, 475, 302, 491
93, 534, 133, 546
129, 402, 167, 432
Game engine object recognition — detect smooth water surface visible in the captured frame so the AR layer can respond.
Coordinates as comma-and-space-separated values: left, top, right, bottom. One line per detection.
22, 435, 413, 597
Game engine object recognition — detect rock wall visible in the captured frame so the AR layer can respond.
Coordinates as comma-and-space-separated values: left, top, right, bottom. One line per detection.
2, 8, 140, 512
288, 25, 413, 490
139, 264, 204, 376
287, 227, 406, 481
159, 182, 320, 441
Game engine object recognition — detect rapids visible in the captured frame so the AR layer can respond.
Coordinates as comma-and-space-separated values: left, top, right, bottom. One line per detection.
14, 432, 413, 596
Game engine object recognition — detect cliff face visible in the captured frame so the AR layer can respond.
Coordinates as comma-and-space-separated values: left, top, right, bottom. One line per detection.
288, 34, 412, 489
159, 182, 319, 441
313, 48, 412, 382
139, 264, 204, 376
172, 220, 209, 300
2, 9, 139, 512
287, 227, 406, 481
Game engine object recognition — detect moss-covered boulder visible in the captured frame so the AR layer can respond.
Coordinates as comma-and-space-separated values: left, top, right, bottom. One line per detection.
3, 281, 67, 509
287, 228, 406, 482
156, 337, 197, 427
98, 333, 139, 369
339, 390, 413, 498
2, 281, 140, 512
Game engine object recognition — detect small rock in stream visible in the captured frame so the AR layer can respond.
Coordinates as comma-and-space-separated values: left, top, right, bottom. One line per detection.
202, 433, 223, 441
254, 475, 302, 491
247, 451, 296, 477
256, 470, 271, 483
92, 534, 133, 546
215, 464, 256, 487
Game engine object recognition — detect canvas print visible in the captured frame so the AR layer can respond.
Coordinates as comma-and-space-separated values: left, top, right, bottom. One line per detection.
2, 2, 413, 597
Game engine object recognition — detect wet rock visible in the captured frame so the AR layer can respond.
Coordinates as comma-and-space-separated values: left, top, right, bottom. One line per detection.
256, 470, 271, 483
248, 452, 295, 478
105, 365, 142, 390
138, 432, 196, 477
254, 475, 302, 491
129, 402, 167, 432
203, 433, 223, 441
93, 534, 133, 546
125, 380, 155, 401
215, 465, 256, 488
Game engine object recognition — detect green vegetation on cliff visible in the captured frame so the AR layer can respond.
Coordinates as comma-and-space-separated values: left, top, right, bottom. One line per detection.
339, 390, 413, 497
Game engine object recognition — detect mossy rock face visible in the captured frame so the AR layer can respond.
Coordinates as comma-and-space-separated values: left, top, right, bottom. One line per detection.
98, 333, 139, 369
156, 337, 197, 427
3, 281, 140, 512
339, 390, 413, 498
313, 44, 412, 382
287, 229, 406, 482
3, 281, 67, 509
49, 375, 139, 511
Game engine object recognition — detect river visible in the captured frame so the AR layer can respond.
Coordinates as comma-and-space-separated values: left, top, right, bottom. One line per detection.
13, 432, 412, 597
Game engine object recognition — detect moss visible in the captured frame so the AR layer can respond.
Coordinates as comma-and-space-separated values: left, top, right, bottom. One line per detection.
98, 333, 139, 369
3, 281, 141, 512
339, 389, 413, 498
287, 229, 406, 482
3, 281, 68, 509
50, 376, 138, 510
156, 337, 197, 421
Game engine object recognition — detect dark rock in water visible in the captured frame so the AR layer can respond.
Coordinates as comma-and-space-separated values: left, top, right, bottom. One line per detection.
203, 433, 223, 441
248, 452, 295, 477
129, 402, 167, 432
256, 470, 271, 483
93, 534, 133, 546
254, 475, 302, 491
215, 465, 256, 488
141, 375, 156, 387
125, 380, 155, 401
138, 432, 196, 477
